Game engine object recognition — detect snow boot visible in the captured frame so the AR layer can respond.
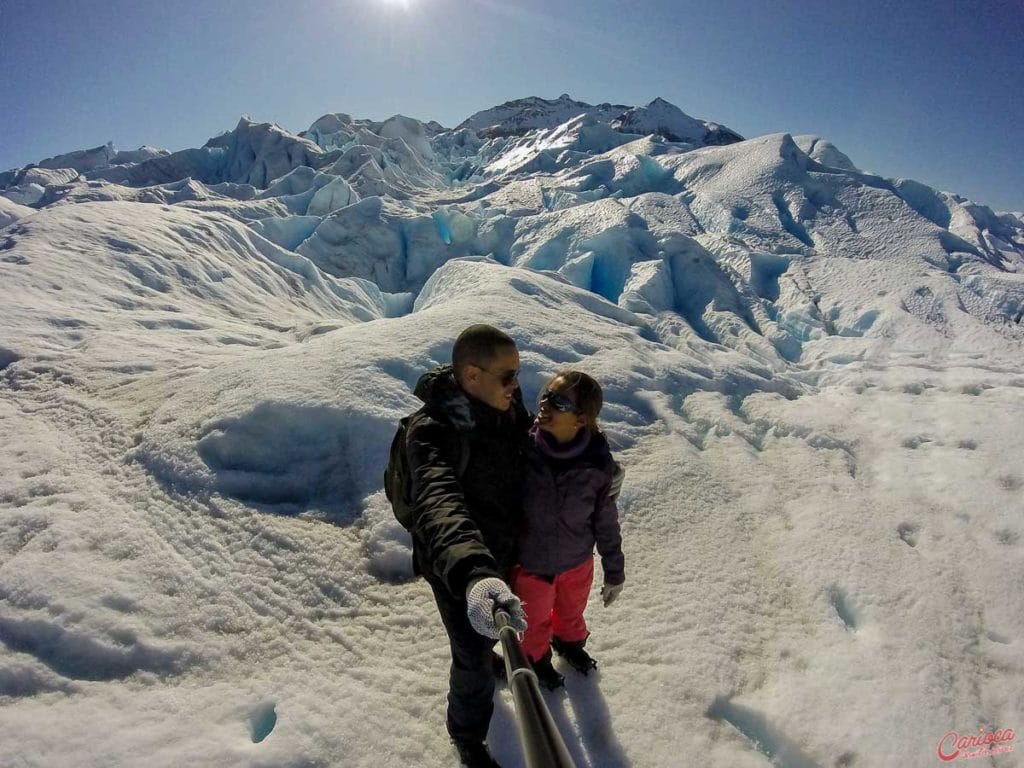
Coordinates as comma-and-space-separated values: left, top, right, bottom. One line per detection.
551, 635, 597, 675
491, 651, 507, 683
453, 739, 502, 768
530, 648, 565, 691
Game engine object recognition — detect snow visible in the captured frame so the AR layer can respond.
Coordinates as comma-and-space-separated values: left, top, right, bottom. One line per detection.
306, 176, 359, 217
0, 197, 35, 227
295, 196, 476, 293
18, 168, 81, 188
618, 259, 675, 315
249, 215, 322, 252
35, 142, 116, 173
86, 119, 325, 190
2, 183, 47, 207
110, 146, 171, 166
612, 97, 723, 145
305, 112, 362, 148
1, 95, 1023, 768
259, 166, 333, 199
456, 94, 631, 138
378, 115, 436, 160
793, 136, 858, 172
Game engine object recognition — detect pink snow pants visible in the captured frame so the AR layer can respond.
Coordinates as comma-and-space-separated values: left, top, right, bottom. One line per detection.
511, 557, 594, 663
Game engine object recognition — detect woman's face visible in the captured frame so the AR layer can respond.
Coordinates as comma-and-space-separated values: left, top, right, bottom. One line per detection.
535, 376, 587, 444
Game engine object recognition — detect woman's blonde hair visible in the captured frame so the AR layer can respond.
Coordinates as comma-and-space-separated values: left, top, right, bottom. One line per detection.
545, 370, 603, 429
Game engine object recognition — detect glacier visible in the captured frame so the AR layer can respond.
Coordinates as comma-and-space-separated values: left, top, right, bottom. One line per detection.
1, 94, 1023, 768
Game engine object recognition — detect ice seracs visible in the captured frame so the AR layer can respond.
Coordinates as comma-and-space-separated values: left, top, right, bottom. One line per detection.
0, 195, 34, 227
793, 136, 858, 171
3, 96, 1021, 363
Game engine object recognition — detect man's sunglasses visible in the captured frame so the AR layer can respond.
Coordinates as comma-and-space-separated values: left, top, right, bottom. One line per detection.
540, 389, 577, 413
477, 365, 519, 387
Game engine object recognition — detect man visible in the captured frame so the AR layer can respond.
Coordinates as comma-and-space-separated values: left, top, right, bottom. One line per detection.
406, 324, 532, 768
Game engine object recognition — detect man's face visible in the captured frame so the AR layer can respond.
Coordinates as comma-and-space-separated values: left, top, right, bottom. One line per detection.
464, 346, 521, 412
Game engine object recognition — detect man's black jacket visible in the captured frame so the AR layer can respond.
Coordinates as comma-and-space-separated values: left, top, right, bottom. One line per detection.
406, 365, 533, 598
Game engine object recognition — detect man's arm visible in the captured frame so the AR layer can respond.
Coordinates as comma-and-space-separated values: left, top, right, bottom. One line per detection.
407, 413, 500, 597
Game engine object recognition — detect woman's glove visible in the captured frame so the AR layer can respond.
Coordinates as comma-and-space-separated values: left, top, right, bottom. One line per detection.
601, 581, 624, 607
466, 577, 528, 639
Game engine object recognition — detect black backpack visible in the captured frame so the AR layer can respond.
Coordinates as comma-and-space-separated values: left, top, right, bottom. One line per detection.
384, 412, 470, 532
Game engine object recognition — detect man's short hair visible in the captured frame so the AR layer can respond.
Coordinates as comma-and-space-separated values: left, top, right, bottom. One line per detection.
452, 324, 516, 383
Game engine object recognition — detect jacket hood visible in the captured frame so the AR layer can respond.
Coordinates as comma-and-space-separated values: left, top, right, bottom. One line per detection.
414, 364, 531, 432
413, 365, 475, 430
572, 427, 614, 470
584, 428, 615, 469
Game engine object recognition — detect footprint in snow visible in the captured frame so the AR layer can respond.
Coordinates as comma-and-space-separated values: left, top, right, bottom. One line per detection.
897, 522, 919, 548
248, 701, 277, 744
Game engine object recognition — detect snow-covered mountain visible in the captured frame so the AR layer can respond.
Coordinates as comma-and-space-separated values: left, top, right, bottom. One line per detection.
457, 93, 743, 148
611, 96, 743, 146
1, 96, 1023, 768
455, 94, 634, 138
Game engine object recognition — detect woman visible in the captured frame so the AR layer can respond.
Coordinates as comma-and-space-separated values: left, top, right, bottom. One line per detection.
510, 370, 625, 690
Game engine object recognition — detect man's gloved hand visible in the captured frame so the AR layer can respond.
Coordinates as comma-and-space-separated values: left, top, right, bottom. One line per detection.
465, 577, 527, 639
601, 581, 624, 607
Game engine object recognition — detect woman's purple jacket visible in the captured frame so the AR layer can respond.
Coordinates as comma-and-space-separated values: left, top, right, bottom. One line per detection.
517, 428, 625, 586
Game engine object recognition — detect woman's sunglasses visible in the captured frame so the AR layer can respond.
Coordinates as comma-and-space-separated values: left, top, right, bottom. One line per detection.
540, 389, 577, 413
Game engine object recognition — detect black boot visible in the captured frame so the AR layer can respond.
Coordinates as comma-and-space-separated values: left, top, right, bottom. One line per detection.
453, 739, 502, 768
530, 648, 565, 691
491, 651, 507, 683
551, 635, 597, 675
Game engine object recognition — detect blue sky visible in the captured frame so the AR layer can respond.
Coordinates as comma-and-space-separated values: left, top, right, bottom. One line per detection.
2, 0, 1021, 210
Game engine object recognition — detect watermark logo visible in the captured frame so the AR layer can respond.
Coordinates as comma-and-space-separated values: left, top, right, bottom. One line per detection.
937, 726, 1016, 761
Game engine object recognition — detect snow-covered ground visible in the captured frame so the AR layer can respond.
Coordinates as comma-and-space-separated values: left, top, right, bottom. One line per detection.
2, 96, 1022, 767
